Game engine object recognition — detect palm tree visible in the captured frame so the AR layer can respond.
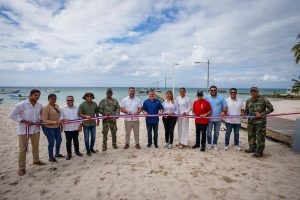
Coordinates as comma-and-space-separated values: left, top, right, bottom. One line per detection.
291, 76, 300, 94
291, 33, 300, 64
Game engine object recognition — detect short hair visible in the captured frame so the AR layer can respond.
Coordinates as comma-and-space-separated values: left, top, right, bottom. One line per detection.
66, 95, 74, 100
149, 89, 155, 93
48, 93, 57, 100
29, 89, 41, 96
179, 87, 186, 92
128, 87, 135, 91
229, 88, 237, 92
82, 92, 95, 100
210, 85, 217, 90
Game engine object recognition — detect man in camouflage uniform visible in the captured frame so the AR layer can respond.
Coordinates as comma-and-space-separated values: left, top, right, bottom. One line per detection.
98, 88, 120, 151
245, 87, 274, 157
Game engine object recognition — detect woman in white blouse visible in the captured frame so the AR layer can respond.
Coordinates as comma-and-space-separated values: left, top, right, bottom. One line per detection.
176, 87, 192, 149
162, 90, 177, 149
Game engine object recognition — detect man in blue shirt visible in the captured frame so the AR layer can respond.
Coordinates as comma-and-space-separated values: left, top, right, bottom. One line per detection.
205, 85, 227, 151
142, 90, 163, 148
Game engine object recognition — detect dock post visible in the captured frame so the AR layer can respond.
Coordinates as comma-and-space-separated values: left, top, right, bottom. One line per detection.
292, 119, 300, 152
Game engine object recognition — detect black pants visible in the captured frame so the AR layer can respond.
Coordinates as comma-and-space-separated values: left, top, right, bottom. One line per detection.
162, 117, 177, 144
65, 130, 80, 155
195, 123, 208, 147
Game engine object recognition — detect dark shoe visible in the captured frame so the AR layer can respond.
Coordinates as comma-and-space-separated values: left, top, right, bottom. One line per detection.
135, 144, 141, 149
87, 151, 92, 156
90, 149, 98, 153
123, 144, 129, 149
18, 169, 26, 176
113, 144, 119, 149
154, 144, 158, 148
49, 158, 57, 162
245, 149, 255, 153
252, 153, 263, 158
102, 147, 107, 152
147, 144, 151, 148
66, 154, 72, 160
200, 147, 205, 152
75, 152, 83, 157
192, 144, 200, 149
55, 154, 64, 158
33, 160, 46, 165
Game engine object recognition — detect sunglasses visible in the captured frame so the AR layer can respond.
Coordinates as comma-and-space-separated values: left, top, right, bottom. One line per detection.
86, 95, 93, 97
210, 90, 216, 92
67, 100, 74, 102
230, 92, 237, 94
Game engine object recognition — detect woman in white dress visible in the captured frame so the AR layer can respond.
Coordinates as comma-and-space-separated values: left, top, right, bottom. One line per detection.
176, 87, 192, 149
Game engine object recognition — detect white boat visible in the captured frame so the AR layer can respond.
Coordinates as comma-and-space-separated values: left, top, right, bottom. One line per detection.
9, 94, 28, 100
0, 88, 20, 94
46, 88, 60, 93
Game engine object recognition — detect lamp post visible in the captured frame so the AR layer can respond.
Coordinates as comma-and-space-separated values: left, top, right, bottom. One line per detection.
195, 60, 210, 94
172, 63, 179, 95
164, 75, 172, 93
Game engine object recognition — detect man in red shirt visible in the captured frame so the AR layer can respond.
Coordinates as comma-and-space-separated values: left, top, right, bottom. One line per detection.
192, 90, 212, 151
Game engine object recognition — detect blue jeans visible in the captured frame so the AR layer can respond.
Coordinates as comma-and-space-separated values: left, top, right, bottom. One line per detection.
207, 121, 222, 145
83, 125, 96, 152
42, 126, 62, 160
146, 122, 159, 145
225, 123, 241, 146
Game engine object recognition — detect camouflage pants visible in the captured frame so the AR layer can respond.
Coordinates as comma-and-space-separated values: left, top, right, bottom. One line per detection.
102, 120, 117, 147
247, 121, 266, 154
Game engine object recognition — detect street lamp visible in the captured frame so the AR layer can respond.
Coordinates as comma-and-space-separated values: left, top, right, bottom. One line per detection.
195, 60, 210, 94
172, 63, 179, 95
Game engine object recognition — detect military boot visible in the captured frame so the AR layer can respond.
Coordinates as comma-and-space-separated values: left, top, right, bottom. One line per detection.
102, 146, 107, 151
245, 149, 255, 153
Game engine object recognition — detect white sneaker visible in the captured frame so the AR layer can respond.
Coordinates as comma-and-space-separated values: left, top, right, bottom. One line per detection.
214, 145, 218, 151
164, 143, 169, 148
224, 146, 229, 151
207, 144, 211, 150
234, 146, 241, 151
168, 144, 172, 149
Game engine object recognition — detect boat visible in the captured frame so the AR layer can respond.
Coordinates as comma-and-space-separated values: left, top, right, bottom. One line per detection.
46, 88, 60, 93
0, 88, 20, 94
0, 98, 3, 103
155, 88, 162, 93
9, 94, 28, 100
218, 89, 227, 93
136, 88, 148, 95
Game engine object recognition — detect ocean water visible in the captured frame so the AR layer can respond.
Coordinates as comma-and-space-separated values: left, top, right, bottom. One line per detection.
0, 87, 287, 106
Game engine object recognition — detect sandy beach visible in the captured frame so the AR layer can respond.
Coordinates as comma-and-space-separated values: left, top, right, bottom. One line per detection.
1, 100, 300, 200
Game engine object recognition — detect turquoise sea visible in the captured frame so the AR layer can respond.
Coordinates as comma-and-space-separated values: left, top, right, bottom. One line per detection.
0, 87, 287, 106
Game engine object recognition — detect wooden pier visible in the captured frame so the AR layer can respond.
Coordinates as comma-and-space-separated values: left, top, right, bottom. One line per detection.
155, 91, 166, 102
241, 117, 295, 145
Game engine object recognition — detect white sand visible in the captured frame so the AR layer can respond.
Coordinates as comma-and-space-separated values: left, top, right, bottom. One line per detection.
269, 99, 300, 121
1, 101, 300, 200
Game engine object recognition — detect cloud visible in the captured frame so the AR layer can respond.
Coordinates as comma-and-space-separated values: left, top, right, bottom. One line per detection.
0, 0, 299, 88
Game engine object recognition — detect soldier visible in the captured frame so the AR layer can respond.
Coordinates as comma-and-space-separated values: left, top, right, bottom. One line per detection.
98, 88, 120, 151
244, 87, 274, 157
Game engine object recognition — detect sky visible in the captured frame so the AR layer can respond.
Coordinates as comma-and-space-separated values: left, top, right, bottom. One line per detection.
0, 0, 299, 88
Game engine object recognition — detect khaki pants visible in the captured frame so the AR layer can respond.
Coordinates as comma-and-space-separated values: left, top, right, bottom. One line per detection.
125, 121, 140, 145
18, 132, 40, 170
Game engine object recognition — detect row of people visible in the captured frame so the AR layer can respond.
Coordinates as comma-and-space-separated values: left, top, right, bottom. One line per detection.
10, 86, 274, 176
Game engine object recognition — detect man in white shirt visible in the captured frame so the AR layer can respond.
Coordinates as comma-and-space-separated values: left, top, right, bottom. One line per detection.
9, 89, 46, 176
61, 96, 83, 160
120, 87, 142, 149
224, 88, 245, 151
